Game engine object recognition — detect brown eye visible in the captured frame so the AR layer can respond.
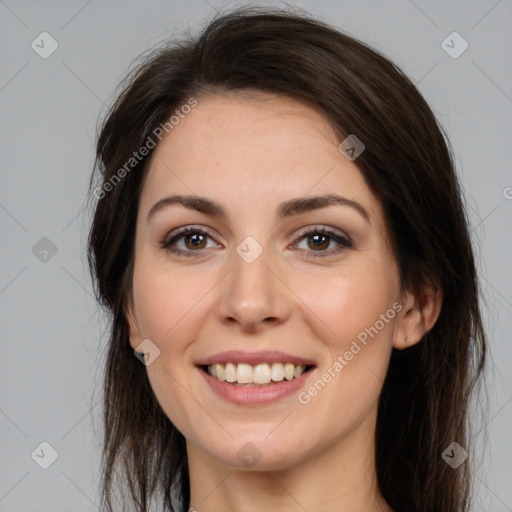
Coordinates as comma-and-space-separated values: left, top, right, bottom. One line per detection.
160, 227, 219, 257
293, 227, 352, 259
183, 233, 207, 250
307, 233, 330, 251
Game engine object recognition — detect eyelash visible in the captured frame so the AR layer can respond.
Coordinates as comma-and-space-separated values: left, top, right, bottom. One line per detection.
160, 225, 352, 259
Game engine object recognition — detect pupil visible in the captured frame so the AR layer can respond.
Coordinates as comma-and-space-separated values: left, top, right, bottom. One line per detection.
187, 234, 205, 248
310, 234, 328, 250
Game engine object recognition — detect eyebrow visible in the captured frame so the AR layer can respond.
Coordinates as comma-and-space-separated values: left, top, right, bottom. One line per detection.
146, 193, 371, 225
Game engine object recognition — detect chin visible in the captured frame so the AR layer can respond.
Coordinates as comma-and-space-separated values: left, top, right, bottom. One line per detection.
187, 423, 321, 472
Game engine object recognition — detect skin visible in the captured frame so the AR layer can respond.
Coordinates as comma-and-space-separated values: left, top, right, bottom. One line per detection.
127, 92, 442, 512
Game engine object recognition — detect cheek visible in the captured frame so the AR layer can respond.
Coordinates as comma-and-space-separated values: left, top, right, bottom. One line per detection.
299, 259, 399, 348
294, 279, 397, 432
294, 260, 399, 413
132, 256, 212, 343
131, 260, 209, 432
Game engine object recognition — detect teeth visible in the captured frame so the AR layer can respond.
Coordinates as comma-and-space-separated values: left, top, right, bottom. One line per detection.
208, 362, 307, 385
225, 362, 236, 383
271, 363, 284, 382
253, 364, 271, 384
216, 364, 225, 381
236, 363, 253, 384
284, 363, 295, 380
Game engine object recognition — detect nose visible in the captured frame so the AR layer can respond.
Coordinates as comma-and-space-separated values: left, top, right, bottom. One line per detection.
215, 245, 291, 332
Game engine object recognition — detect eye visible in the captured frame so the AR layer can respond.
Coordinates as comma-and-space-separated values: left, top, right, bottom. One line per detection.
291, 226, 352, 259
160, 226, 220, 257
160, 225, 352, 259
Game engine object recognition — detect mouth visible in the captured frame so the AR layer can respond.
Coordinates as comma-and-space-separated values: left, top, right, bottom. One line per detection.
195, 350, 317, 406
200, 362, 315, 387
196, 350, 317, 405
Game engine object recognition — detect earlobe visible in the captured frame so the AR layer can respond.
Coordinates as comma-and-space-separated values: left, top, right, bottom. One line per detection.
393, 284, 443, 350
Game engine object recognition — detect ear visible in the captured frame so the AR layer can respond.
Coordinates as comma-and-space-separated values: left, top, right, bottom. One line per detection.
393, 281, 443, 350
125, 301, 143, 351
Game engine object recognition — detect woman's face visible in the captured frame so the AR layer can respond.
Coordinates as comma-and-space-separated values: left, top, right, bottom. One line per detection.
128, 92, 406, 471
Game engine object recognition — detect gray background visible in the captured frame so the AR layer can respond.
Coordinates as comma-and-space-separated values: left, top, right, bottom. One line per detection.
1, 0, 511, 510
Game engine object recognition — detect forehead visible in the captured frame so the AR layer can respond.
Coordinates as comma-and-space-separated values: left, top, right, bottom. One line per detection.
140, 92, 384, 227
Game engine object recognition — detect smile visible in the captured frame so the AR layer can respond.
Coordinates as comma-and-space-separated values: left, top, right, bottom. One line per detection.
204, 362, 314, 386
196, 350, 317, 404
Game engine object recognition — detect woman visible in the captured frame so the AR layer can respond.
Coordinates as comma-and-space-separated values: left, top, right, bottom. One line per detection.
88, 6, 487, 512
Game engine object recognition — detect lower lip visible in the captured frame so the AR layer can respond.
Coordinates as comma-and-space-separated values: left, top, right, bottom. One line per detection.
199, 367, 314, 406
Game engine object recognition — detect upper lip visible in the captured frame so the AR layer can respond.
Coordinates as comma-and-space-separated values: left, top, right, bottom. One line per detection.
196, 350, 316, 367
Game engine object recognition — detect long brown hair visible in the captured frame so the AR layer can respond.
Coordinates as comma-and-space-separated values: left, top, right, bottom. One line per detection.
87, 6, 487, 511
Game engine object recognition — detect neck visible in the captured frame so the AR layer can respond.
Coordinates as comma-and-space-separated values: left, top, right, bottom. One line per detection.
186, 409, 392, 512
